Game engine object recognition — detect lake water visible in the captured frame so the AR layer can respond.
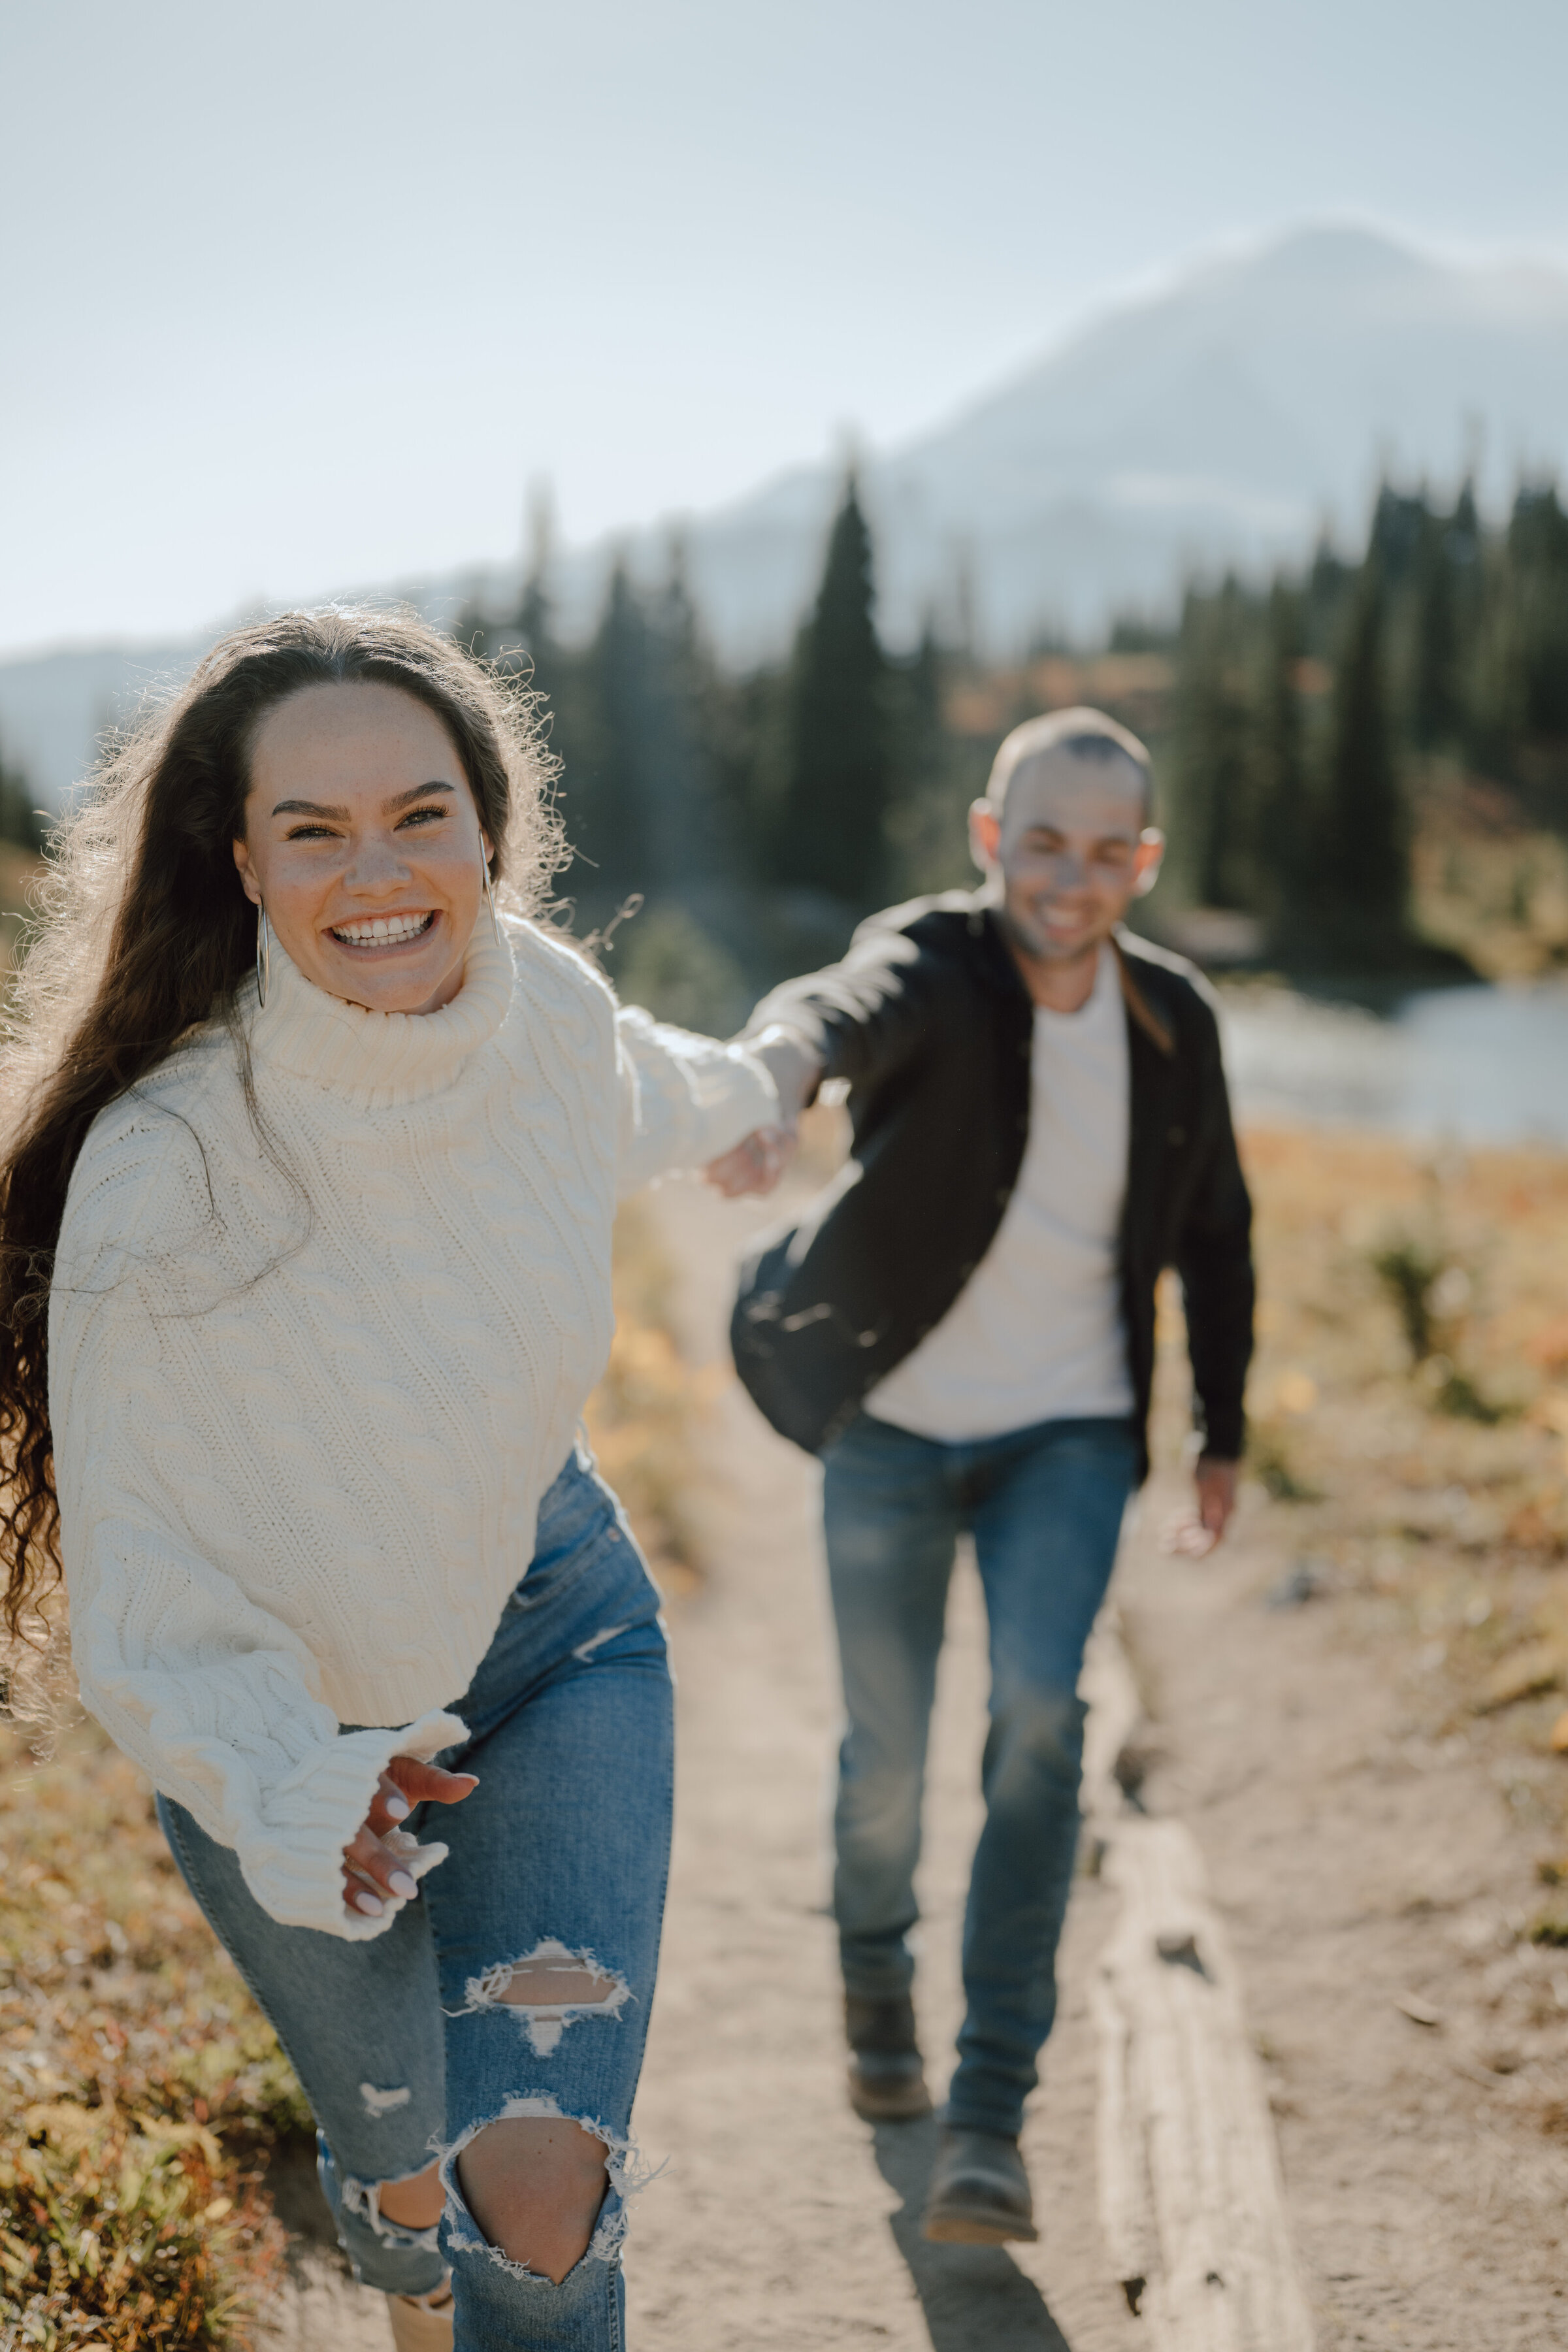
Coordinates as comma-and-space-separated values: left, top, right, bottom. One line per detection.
1218, 979, 1568, 1147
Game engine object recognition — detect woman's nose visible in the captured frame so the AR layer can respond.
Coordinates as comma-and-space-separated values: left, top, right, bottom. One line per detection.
341, 837, 413, 892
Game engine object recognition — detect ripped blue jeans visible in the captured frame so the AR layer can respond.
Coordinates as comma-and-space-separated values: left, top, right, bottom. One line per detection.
158, 1443, 672, 2351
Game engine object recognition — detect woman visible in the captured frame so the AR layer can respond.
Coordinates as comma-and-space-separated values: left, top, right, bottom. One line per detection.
0, 610, 781, 2351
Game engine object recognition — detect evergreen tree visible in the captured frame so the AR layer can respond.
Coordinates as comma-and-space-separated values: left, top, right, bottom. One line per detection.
1367, 482, 1431, 590
776, 478, 890, 906
1320, 563, 1409, 945
883, 626, 964, 898
1505, 483, 1568, 739
1410, 502, 1462, 748
1449, 477, 1483, 578
574, 563, 654, 909
1254, 583, 1312, 927
1303, 536, 1354, 662
1170, 581, 1256, 909
640, 553, 724, 887
0, 738, 42, 853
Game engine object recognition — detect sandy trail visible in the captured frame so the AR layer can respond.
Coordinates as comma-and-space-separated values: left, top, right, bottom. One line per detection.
623, 1175, 1141, 2352
634, 1171, 1568, 2349
262, 1161, 1568, 2347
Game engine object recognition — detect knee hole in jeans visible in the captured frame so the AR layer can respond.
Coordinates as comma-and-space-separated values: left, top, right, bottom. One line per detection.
442, 2097, 649, 2287
459, 1939, 630, 2057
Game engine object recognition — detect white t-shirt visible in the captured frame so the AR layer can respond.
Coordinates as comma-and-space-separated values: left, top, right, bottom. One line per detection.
863, 941, 1134, 1443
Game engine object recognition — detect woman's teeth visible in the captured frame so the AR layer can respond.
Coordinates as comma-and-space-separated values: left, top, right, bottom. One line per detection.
331, 913, 434, 947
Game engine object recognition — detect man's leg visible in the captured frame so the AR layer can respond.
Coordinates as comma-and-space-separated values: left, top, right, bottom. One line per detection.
951, 1416, 1136, 2138
822, 1414, 959, 2008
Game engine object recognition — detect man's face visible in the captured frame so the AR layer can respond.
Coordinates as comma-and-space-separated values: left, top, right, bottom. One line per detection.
969, 751, 1163, 966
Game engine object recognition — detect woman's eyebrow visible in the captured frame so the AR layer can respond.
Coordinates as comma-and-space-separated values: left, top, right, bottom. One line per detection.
270, 781, 455, 820
387, 781, 455, 812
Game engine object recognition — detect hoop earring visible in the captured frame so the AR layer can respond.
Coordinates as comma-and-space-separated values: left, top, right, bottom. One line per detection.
481, 847, 500, 941
255, 902, 271, 1009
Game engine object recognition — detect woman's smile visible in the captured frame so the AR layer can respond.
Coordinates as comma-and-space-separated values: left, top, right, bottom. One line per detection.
327, 910, 439, 951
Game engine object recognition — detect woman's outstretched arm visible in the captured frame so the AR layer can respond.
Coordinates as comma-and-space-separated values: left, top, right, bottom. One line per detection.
613, 1004, 781, 1196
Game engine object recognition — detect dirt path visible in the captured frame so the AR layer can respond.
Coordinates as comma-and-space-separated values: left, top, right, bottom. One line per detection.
256, 1164, 1143, 2351
261, 1159, 1568, 2347
625, 1174, 1141, 2352
1109, 1466, 1568, 2349
635, 1169, 1568, 2350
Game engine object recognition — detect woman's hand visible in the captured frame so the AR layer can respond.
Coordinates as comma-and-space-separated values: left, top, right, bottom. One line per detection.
342, 1754, 478, 1918
702, 1124, 796, 1198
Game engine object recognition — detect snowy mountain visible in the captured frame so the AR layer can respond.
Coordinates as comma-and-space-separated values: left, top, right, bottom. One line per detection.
7, 223, 1568, 804
659, 223, 1568, 658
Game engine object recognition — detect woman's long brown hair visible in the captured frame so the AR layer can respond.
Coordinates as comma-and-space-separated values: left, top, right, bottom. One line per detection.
0, 608, 559, 1641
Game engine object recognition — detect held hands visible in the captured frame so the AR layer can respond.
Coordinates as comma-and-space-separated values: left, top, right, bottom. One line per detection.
1161, 1456, 1240, 1559
342, 1754, 478, 1919
702, 1124, 797, 1198
704, 1028, 822, 1194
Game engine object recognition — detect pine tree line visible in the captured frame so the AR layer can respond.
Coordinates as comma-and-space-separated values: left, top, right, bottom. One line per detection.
454, 471, 1568, 1019
457, 479, 961, 1024
1164, 480, 1568, 968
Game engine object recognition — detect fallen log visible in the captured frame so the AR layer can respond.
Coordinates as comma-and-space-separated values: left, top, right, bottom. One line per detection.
1081, 1612, 1316, 2349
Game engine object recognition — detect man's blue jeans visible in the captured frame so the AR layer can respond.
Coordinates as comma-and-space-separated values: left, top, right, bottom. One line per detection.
821, 1410, 1136, 2138
159, 1445, 672, 2352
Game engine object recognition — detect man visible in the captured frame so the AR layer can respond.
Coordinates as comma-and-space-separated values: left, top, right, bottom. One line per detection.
708, 706, 1253, 2246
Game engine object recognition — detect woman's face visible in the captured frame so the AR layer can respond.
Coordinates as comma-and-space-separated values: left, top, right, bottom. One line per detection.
234, 681, 492, 1017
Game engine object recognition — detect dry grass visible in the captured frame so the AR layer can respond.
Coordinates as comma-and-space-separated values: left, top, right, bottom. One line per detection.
0, 1720, 294, 2347
581, 1200, 722, 1599
1160, 1128, 1568, 1878
0, 1204, 709, 2345
1413, 813, 1568, 980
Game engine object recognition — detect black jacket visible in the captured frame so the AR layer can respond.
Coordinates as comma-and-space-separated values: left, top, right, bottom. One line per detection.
730, 892, 1254, 1479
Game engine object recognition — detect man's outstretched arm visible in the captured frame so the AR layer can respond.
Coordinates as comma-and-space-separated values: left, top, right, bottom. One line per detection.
703, 921, 936, 1197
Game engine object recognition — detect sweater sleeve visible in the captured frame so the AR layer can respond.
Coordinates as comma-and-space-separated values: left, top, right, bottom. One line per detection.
50, 1120, 467, 1943
613, 1006, 779, 1197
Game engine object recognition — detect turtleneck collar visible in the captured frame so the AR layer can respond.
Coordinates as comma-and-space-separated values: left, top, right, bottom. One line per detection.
247, 920, 516, 1109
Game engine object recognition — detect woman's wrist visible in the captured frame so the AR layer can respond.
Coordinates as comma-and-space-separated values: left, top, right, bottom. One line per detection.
743, 1025, 825, 1126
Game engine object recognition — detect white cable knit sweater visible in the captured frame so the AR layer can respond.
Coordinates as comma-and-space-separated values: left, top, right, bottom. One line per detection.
49, 915, 776, 1941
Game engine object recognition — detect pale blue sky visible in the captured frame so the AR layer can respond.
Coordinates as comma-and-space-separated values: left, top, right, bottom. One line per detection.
4, 0, 1567, 651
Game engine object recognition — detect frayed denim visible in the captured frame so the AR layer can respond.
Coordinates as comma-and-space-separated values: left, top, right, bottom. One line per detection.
160, 1443, 672, 2350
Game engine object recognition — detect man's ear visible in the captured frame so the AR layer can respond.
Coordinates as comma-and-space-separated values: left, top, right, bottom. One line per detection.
969, 799, 1001, 874
1132, 827, 1165, 899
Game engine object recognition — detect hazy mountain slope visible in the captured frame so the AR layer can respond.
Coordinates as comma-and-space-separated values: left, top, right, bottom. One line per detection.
7, 224, 1568, 800
512, 225, 1568, 659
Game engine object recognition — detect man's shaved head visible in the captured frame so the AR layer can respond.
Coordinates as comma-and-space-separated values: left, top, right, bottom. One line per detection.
968, 702, 1164, 983
986, 706, 1152, 834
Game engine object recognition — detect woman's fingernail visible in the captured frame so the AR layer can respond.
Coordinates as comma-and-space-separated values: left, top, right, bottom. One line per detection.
387, 1870, 417, 1900
385, 1793, 410, 1821
353, 1890, 385, 1916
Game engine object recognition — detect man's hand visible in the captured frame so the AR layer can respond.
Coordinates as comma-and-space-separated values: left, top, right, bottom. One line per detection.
1161, 1456, 1240, 1558
703, 1124, 796, 1198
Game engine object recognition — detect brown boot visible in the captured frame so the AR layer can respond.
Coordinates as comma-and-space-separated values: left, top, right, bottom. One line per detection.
921, 2126, 1038, 2244
845, 1991, 933, 2123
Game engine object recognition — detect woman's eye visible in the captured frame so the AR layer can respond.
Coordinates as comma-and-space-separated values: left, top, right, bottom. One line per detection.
286, 824, 338, 841
397, 806, 446, 829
